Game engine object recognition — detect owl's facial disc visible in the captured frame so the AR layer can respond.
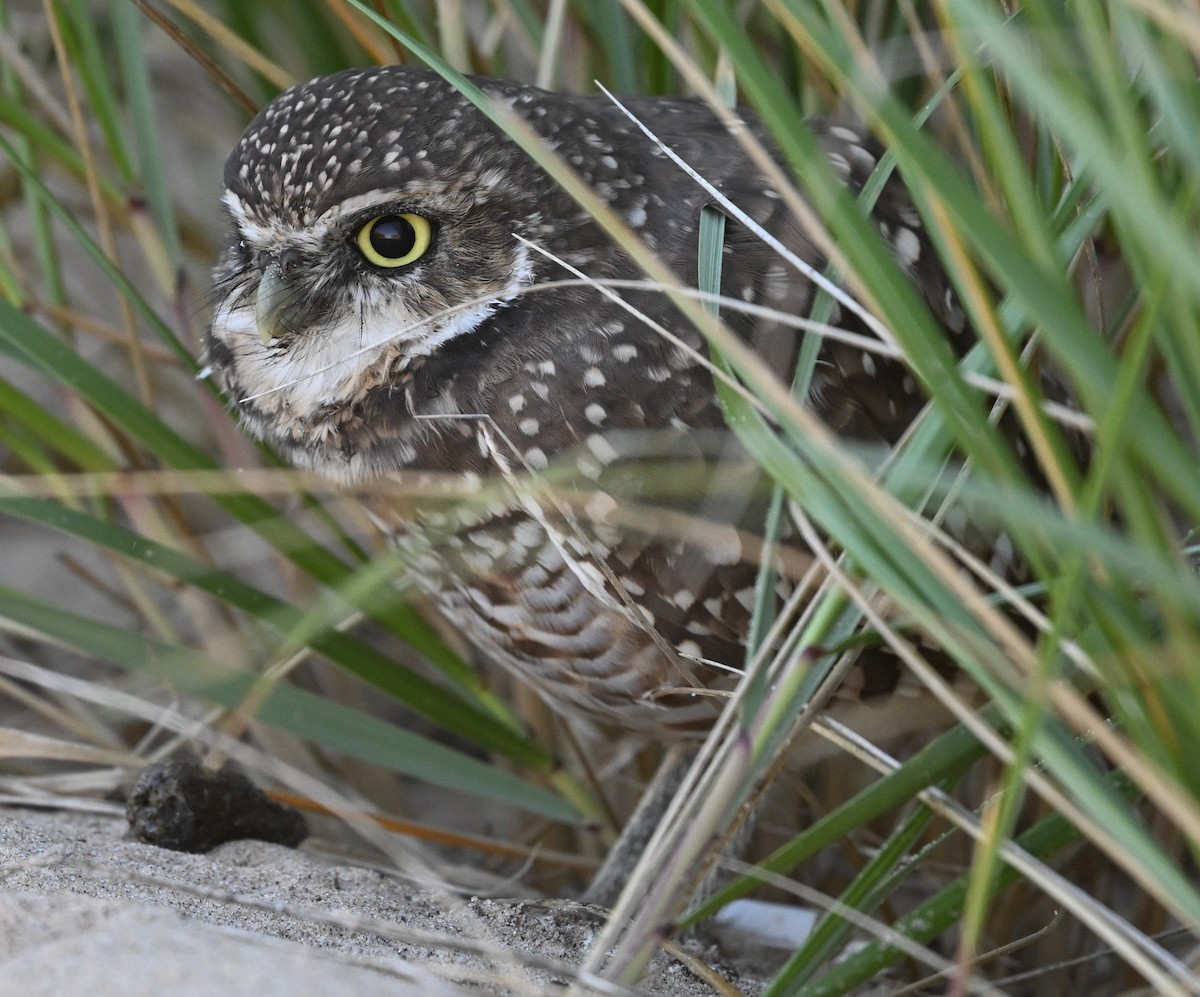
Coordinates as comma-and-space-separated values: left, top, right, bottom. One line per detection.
208, 183, 537, 477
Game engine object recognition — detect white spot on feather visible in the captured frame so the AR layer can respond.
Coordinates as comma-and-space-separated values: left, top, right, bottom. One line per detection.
586, 434, 619, 465
893, 228, 921, 267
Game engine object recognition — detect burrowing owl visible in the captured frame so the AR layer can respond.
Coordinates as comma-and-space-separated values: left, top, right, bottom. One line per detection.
206, 66, 974, 736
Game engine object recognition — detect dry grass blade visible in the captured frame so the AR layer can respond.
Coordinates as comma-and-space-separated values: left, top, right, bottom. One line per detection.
3, 2, 1199, 994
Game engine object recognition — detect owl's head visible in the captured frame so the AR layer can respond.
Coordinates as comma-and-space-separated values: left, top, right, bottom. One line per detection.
205, 66, 603, 481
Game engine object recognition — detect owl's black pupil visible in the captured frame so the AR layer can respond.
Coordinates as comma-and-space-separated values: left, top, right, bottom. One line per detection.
369, 215, 416, 259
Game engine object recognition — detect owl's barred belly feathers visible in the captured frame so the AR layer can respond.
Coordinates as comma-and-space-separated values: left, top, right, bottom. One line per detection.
206, 65, 971, 732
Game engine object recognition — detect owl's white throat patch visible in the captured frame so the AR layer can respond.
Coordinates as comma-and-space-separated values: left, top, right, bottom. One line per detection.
216, 285, 489, 413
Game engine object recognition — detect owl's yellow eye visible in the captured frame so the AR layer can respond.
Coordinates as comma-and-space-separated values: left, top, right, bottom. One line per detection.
355, 213, 432, 268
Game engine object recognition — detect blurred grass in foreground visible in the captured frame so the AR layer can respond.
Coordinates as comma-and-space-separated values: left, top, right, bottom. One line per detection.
1, 1, 1199, 993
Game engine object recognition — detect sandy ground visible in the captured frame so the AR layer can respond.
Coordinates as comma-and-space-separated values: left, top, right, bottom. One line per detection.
0, 803, 761, 997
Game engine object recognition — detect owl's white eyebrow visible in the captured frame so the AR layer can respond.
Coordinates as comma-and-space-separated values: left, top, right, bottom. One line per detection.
225, 187, 429, 249
314, 188, 414, 226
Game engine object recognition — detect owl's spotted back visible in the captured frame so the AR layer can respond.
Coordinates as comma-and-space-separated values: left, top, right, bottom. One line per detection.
207, 66, 981, 734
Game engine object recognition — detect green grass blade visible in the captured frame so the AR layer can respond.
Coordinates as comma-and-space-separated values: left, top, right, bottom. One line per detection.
0, 379, 113, 472
60, 0, 134, 183
684, 717, 991, 926
763, 802, 937, 994
111, 1, 183, 268
0, 494, 547, 767
0, 582, 576, 822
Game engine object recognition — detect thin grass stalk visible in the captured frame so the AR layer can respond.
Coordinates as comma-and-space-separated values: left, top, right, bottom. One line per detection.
40, 0, 151, 402
111, 1, 183, 269
536, 0, 567, 88
162, 0, 294, 91
0, 578, 577, 820
766, 801, 937, 990
682, 716, 991, 925
793, 769, 1197, 996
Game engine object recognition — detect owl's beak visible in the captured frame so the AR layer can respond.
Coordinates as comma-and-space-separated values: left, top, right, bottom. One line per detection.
255, 260, 302, 345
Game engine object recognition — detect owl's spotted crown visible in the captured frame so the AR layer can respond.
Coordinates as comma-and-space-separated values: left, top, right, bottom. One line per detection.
229, 67, 553, 228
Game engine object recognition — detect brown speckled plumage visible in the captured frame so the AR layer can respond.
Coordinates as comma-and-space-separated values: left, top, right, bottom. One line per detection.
206, 66, 977, 733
